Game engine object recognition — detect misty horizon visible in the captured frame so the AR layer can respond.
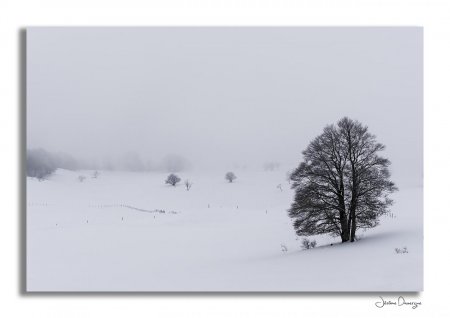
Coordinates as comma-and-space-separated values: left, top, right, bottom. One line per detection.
27, 27, 422, 184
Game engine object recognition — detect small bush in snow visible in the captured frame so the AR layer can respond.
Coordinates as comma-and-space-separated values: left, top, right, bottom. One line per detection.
165, 173, 181, 186
277, 184, 283, 192
78, 175, 86, 182
395, 247, 408, 254
302, 238, 317, 250
281, 244, 288, 252
184, 179, 193, 191
225, 172, 237, 183
92, 170, 99, 178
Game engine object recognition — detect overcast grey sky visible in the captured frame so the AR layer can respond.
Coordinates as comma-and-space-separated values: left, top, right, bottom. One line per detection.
27, 27, 422, 184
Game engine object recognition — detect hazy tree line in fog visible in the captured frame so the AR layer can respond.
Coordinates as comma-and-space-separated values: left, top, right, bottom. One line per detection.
26, 148, 191, 180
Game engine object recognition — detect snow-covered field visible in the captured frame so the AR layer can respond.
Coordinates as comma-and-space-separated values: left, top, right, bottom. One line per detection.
26, 168, 422, 291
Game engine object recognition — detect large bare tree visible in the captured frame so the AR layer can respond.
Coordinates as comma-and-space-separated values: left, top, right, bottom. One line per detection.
288, 118, 397, 243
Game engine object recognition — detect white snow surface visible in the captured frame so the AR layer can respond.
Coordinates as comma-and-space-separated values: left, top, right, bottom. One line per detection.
27, 169, 422, 291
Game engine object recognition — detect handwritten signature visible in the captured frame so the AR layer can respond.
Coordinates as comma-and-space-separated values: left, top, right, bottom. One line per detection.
375, 296, 422, 309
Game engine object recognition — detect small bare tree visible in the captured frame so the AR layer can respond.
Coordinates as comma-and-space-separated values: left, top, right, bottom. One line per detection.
225, 172, 237, 183
277, 184, 283, 192
92, 170, 99, 178
165, 173, 181, 186
302, 238, 317, 250
184, 179, 193, 191
78, 175, 86, 183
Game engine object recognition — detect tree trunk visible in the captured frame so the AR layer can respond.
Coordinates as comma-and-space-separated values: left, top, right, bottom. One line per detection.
341, 229, 350, 242
340, 212, 350, 242
349, 159, 358, 242
338, 199, 349, 242
350, 207, 356, 242
347, 214, 352, 239
338, 177, 349, 243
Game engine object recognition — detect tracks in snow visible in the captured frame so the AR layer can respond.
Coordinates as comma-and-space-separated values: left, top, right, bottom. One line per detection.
28, 202, 180, 214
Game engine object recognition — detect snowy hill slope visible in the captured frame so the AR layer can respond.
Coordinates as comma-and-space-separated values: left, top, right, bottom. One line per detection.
26, 169, 422, 291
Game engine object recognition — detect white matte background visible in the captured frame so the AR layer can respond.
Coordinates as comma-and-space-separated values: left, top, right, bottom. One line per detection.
0, 0, 448, 317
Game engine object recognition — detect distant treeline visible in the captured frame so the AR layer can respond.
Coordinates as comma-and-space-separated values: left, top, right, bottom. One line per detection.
26, 148, 191, 180
27, 148, 79, 180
